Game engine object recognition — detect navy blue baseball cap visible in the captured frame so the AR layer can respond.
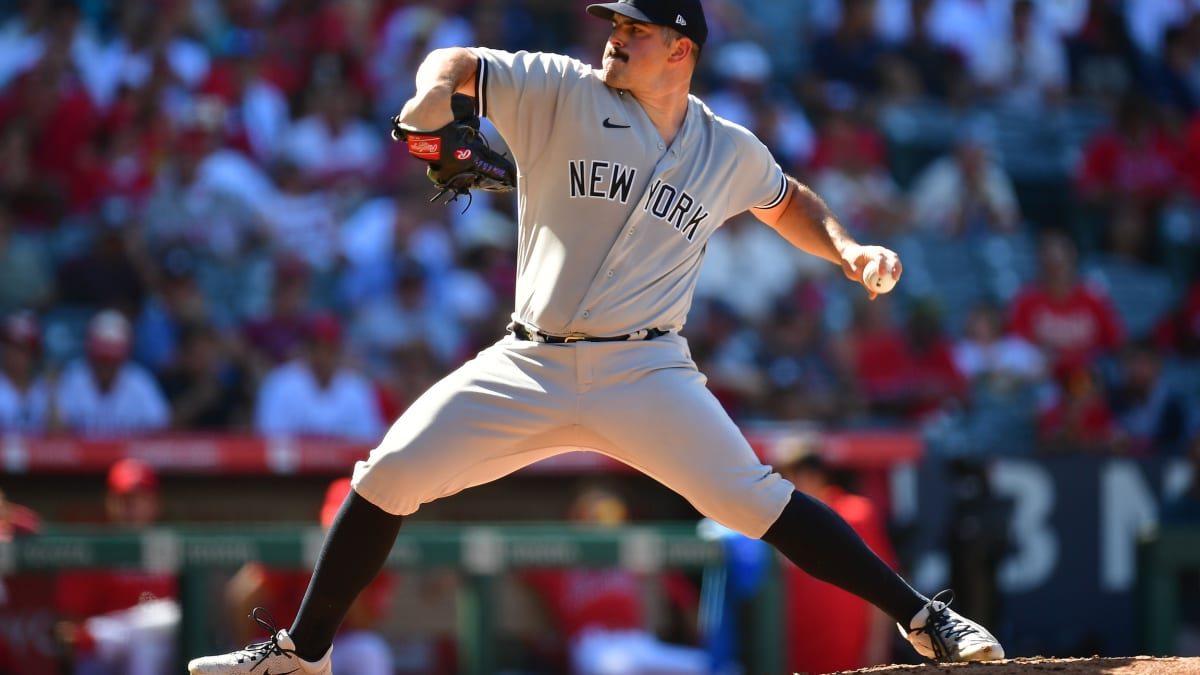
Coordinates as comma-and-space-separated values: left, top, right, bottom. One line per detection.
587, 0, 708, 49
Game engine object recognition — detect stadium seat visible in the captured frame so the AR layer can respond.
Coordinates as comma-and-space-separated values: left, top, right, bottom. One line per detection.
979, 230, 1038, 302
1082, 257, 1177, 340
893, 231, 990, 335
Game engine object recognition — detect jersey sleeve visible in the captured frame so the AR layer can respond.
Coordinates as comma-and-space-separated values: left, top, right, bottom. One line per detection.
722, 121, 788, 217
471, 48, 592, 168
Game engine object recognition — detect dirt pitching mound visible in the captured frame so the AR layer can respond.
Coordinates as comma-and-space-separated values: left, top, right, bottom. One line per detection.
833, 655, 1200, 674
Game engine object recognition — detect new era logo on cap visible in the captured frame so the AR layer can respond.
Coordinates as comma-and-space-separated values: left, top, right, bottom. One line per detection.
587, 0, 708, 49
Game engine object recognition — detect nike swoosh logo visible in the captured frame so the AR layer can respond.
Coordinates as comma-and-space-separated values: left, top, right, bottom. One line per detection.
263, 669, 299, 675
603, 118, 631, 129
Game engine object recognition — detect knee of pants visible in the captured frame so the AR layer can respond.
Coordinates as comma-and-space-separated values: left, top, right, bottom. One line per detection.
685, 470, 794, 539
350, 452, 450, 516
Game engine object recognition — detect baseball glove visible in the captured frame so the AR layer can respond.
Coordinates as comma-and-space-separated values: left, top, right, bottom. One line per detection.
391, 93, 516, 209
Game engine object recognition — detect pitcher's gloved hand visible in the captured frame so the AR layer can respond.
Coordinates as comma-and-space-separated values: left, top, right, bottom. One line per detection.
391, 93, 516, 208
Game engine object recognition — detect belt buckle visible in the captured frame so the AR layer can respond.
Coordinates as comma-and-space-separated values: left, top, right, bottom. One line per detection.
562, 335, 586, 343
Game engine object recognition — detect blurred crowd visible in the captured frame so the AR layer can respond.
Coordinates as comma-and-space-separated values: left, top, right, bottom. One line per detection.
0, 0, 1198, 458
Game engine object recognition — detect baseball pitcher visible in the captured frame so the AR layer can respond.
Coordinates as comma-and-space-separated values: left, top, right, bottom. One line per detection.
189, 1, 1004, 673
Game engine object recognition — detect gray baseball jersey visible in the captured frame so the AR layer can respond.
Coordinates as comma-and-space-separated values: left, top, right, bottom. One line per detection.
475, 49, 788, 337
353, 49, 795, 537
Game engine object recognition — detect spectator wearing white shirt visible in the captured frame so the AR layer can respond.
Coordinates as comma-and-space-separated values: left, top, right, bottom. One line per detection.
809, 108, 911, 237
347, 263, 466, 372
908, 123, 1021, 236
337, 194, 456, 307
55, 310, 170, 437
281, 81, 383, 184
0, 2, 49, 90
807, 0, 915, 45
79, 2, 210, 113
953, 301, 1046, 390
703, 41, 816, 170
260, 159, 340, 274
694, 212, 823, 325
970, 0, 1069, 110
0, 203, 54, 316
0, 311, 51, 433
142, 126, 265, 261
1125, 0, 1200, 58
371, 2, 475, 122
255, 313, 384, 442
923, 0, 1030, 84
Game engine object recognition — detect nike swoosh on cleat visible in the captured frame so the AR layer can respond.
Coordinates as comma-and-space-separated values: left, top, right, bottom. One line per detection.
263, 669, 299, 675
602, 118, 631, 128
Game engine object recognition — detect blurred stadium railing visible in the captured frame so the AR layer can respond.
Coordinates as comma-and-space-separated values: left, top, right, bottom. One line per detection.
0, 523, 783, 674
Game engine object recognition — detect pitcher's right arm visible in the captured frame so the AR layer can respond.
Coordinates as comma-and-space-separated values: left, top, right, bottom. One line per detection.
396, 47, 480, 131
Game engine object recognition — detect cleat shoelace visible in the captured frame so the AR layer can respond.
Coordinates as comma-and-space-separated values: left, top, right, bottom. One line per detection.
915, 591, 979, 659
236, 607, 297, 671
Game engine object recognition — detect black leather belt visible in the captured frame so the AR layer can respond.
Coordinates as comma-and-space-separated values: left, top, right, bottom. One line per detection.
510, 322, 668, 343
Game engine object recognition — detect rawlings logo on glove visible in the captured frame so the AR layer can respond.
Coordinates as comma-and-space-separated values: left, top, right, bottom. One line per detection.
406, 136, 443, 160
391, 94, 516, 210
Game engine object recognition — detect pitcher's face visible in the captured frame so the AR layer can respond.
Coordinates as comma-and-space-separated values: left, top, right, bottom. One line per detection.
599, 16, 674, 89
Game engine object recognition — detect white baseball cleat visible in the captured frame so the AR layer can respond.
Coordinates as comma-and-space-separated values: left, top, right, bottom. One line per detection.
900, 590, 1005, 662
188, 608, 331, 675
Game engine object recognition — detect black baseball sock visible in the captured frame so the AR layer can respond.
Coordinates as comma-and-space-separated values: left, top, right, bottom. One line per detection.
289, 490, 404, 661
760, 490, 927, 628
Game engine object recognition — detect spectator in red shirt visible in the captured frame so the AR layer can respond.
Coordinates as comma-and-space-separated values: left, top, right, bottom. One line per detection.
0, 486, 39, 675
899, 300, 970, 422
1008, 230, 1124, 376
1, 32, 101, 225
54, 459, 179, 675
0, 120, 60, 227
519, 486, 708, 675
1037, 364, 1125, 455
1177, 113, 1200, 200
1154, 280, 1200, 358
845, 297, 967, 422
806, 104, 888, 177
0, 486, 40, 542
778, 437, 899, 674
809, 107, 910, 238
242, 255, 315, 370
1074, 94, 1180, 225
844, 294, 911, 419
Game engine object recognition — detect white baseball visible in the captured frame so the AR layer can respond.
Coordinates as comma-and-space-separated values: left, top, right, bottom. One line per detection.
862, 259, 897, 294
